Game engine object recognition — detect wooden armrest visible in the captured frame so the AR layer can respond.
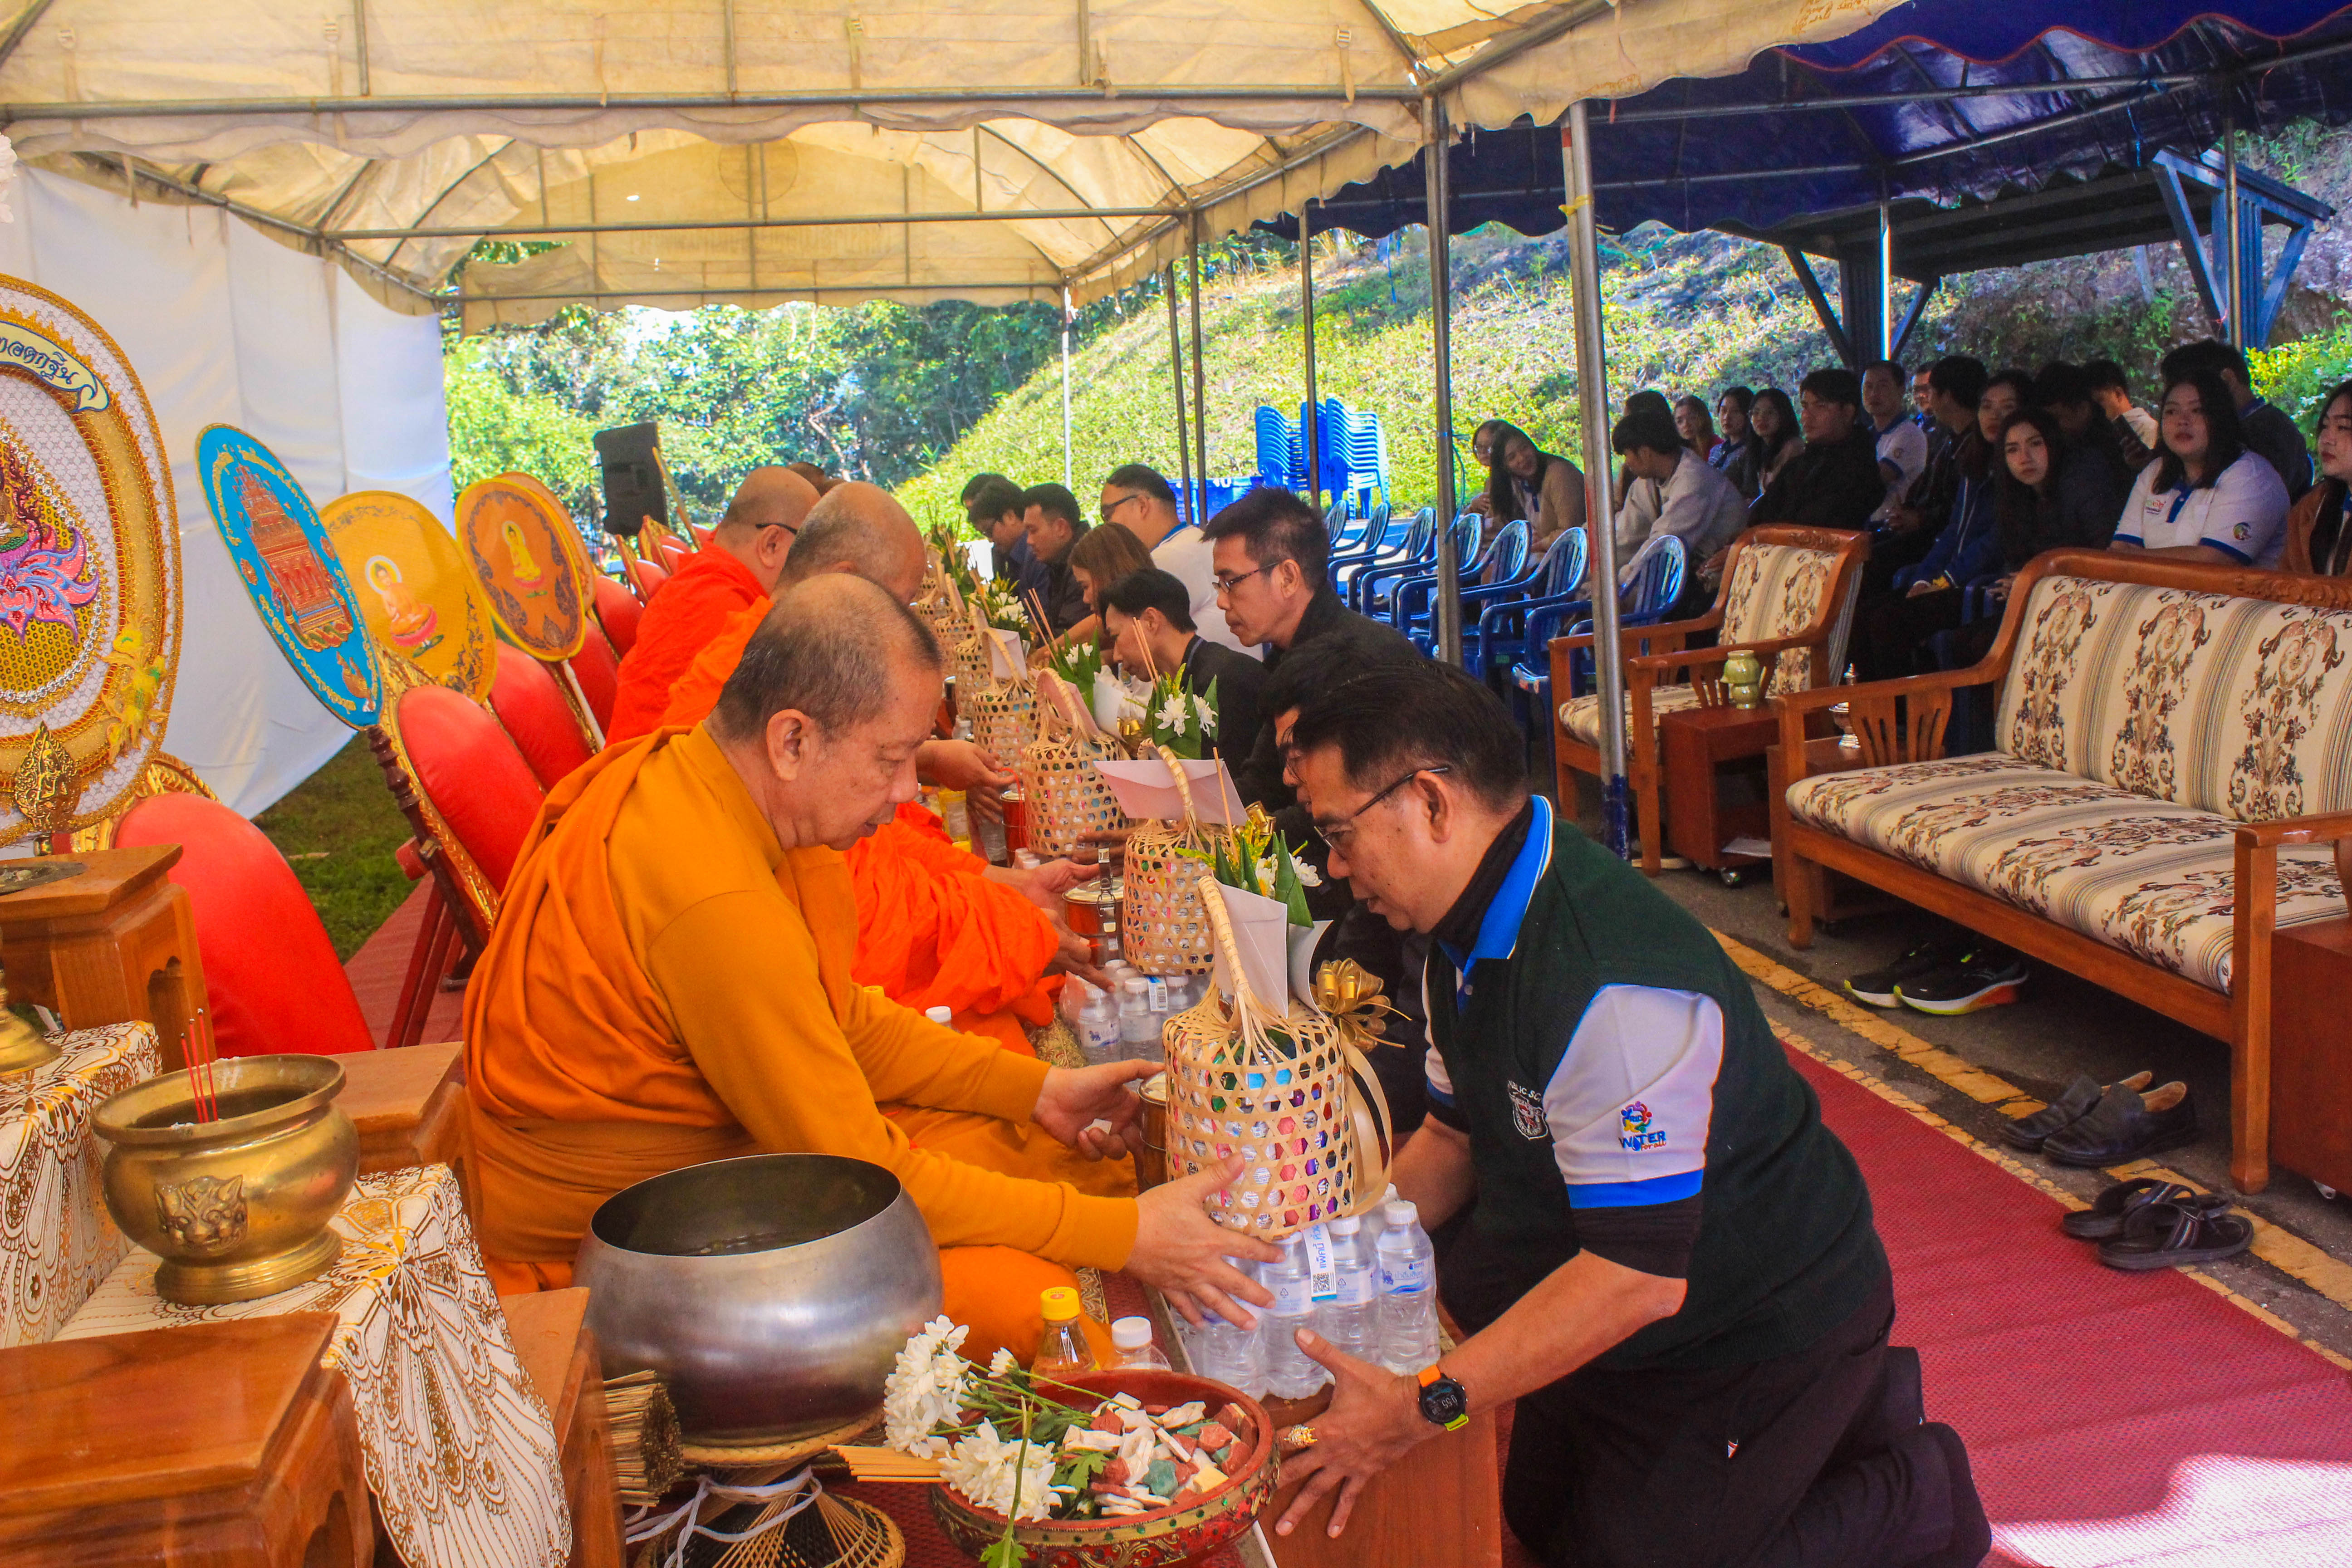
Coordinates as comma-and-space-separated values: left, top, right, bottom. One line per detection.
2236, 810, 2352, 850
1629, 631, 1826, 679
1774, 662, 1994, 715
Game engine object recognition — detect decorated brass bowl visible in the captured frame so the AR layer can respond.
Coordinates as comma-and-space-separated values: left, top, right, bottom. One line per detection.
91, 1055, 358, 1305
928, 1369, 1278, 1568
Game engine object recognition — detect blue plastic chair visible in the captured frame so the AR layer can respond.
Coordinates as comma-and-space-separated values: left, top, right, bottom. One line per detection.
1554, 538, 1690, 698
1254, 406, 1300, 490
1355, 509, 1465, 615
1391, 514, 1514, 634
1329, 502, 1415, 597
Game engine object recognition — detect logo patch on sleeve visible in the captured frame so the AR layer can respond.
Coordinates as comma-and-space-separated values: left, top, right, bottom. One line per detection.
1619, 1101, 1666, 1152
1508, 1081, 1548, 1141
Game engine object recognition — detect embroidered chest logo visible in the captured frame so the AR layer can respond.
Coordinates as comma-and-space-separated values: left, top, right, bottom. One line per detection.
1619, 1101, 1667, 1152
1507, 1081, 1548, 1141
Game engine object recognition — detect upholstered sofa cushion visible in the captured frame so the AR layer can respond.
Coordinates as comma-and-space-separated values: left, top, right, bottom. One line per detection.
1558, 684, 1707, 748
1720, 541, 1841, 692
1787, 754, 2346, 995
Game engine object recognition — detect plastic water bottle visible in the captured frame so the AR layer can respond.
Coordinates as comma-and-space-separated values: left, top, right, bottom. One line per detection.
1185, 1259, 1266, 1396
924, 1005, 954, 1028
1376, 1200, 1440, 1374
1315, 1216, 1379, 1362
1118, 978, 1161, 1062
1110, 1316, 1172, 1371
1259, 1235, 1328, 1398
1359, 1183, 1401, 1253
1078, 984, 1122, 1066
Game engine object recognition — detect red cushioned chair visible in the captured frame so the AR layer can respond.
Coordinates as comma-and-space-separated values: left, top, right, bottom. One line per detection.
657, 541, 691, 572
592, 574, 642, 658
382, 683, 547, 946
567, 622, 620, 734
114, 794, 375, 1058
627, 554, 669, 601
489, 642, 593, 789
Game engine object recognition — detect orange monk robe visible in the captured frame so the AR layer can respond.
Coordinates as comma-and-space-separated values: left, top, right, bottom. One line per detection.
659, 598, 764, 731
608, 546, 766, 743
464, 723, 1135, 1360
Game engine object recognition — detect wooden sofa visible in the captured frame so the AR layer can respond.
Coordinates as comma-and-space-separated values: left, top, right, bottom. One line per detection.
1773, 549, 2352, 1192
1552, 525, 1871, 873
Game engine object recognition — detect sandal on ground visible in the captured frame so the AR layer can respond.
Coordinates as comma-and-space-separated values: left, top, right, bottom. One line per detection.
2060, 1175, 2191, 1240
2096, 1195, 2254, 1271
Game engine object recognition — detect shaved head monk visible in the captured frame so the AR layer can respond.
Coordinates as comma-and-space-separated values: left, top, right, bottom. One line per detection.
607, 465, 819, 742
466, 573, 1276, 1356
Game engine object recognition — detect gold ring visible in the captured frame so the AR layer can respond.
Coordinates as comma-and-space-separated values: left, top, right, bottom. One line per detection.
1279, 1424, 1318, 1452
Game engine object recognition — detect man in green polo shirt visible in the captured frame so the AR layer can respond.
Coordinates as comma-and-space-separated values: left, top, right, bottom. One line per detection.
1271, 660, 1987, 1568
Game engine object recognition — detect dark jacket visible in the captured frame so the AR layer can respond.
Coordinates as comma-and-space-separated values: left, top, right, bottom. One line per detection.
1710, 434, 1763, 501
1234, 588, 1420, 823
1754, 429, 1885, 532
1182, 636, 1266, 766
1897, 469, 1999, 591
1993, 443, 2128, 574
1034, 554, 1091, 636
2242, 398, 2315, 501
992, 535, 1052, 604
1896, 421, 1975, 536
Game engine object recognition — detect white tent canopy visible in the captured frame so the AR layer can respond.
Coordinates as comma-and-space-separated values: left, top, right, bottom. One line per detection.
1, 0, 1905, 323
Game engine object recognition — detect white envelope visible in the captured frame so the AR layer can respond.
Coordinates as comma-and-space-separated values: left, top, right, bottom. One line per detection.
1210, 882, 1294, 1009
985, 627, 1027, 680
1093, 758, 1247, 823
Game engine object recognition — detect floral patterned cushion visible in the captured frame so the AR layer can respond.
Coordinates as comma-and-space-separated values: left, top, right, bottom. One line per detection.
1788, 754, 2346, 995
1720, 542, 1842, 693
1995, 576, 2352, 821
1558, 684, 1707, 749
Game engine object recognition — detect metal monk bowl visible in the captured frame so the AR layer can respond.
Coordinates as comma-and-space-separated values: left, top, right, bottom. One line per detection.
91, 1054, 359, 1305
574, 1153, 944, 1447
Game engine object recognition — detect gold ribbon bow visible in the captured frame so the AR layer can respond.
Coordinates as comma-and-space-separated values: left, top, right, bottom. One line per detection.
1313, 959, 1401, 1050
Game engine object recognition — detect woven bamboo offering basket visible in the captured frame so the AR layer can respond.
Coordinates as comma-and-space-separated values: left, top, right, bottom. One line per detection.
1163, 875, 1392, 1239
959, 603, 1036, 772
916, 546, 967, 644
1120, 747, 1229, 976
1018, 671, 1126, 858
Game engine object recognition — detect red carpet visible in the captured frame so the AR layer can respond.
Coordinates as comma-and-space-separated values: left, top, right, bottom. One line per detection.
344, 882, 465, 1046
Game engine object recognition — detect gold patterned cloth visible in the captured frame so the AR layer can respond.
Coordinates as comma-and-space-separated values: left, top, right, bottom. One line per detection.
57, 1165, 572, 1568
0, 1022, 158, 1348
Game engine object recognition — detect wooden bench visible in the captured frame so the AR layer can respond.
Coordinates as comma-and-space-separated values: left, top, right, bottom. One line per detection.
1773, 549, 2352, 1192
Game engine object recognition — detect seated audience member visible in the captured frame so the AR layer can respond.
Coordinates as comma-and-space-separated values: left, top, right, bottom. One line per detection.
1610, 405, 1747, 608
1673, 395, 1721, 462
2162, 338, 2313, 499
966, 473, 1051, 602
1100, 462, 1256, 655
1910, 364, 1937, 428
1020, 482, 1095, 633
1711, 387, 1763, 499
1615, 391, 1674, 511
785, 460, 839, 494
1033, 519, 1154, 661
2284, 380, 2352, 576
1748, 388, 1803, 494
1464, 420, 1511, 516
1486, 422, 1587, 557
2084, 359, 2160, 470
2035, 361, 2136, 503
1754, 369, 1885, 531
2112, 369, 2291, 568
1876, 357, 1990, 589
1099, 568, 1265, 760
1863, 358, 1928, 525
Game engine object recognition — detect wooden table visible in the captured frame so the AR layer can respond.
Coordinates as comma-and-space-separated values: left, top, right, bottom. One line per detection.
2271, 917, 2352, 1196
0, 847, 208, 1072
340, 1039, 475, 1217
499, 1289, 625, 1568
1660, 703, 1779, 877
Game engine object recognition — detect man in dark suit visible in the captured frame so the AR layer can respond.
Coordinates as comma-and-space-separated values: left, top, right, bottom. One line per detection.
1098, 567, 1264, 762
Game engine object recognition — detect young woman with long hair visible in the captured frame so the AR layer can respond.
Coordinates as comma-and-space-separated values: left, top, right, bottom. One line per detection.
1485, 421, 1587, 554
2283, 379, 2352, 576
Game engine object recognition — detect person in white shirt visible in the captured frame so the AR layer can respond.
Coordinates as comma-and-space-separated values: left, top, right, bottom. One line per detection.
1610, 407, 1749, 606
1862, 359, 1929, 525
2087, 358, 2160, 470
1099, 463, 1260, 657
2111, 370, 2290, 568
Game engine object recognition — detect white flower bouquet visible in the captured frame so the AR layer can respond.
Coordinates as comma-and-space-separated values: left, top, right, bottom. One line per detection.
1142, 670, 1219, 760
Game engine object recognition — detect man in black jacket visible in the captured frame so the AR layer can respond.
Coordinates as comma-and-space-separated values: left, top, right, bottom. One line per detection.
1755, 367, 1888, 533
1098, 566, 1265, 763
1019, 481, 1094, 634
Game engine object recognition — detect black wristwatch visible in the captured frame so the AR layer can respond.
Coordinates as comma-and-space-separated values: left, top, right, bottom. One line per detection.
1416, 1364, 1469, 1431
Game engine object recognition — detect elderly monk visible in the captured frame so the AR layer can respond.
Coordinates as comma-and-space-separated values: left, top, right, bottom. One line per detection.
467, 575, 1277, 1357
608, 465, 818, 742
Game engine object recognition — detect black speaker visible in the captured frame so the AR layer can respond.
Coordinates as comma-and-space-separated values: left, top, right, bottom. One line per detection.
594, 421, 667, 539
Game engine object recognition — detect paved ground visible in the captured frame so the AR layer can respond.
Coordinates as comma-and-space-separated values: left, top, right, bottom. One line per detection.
1557, 779, 2352, 1363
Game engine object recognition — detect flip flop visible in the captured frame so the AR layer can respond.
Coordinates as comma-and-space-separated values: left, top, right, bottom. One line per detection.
2096, 1195, 2254, 1272
2060, 1176, 2193, 1240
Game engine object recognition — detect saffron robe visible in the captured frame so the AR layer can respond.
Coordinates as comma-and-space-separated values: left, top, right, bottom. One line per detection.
608, 547, 765, 743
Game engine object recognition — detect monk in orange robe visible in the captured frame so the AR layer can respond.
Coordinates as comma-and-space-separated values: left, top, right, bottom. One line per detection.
607, 466, 817, 742
466, 575, 1271, 1359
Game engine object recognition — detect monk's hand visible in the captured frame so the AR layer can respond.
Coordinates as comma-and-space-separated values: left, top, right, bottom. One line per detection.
1034, 1059, 1152, 1160
1044, 916, 1114, 991
1131, 1157, 1282, 1328
989, 858, 1091, 913
916, 738, 1012, 801
1273, 1331, 1430, 1540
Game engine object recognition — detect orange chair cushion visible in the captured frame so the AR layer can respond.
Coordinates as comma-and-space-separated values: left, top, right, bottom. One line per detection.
115, 793, 377, 1057
627, 557, 669, 600
396, 684, 545, 892
592, 575, 642, 658
657, 542, 691, 572
488, 643, 593, 790
568, 624, 620, 731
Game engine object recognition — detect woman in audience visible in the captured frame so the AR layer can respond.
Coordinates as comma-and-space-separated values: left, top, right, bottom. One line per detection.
2283, 380, 2352, 576
1674, 395, 1721, 462
2111, 370, 2290, 568
1749, 387, 1802, 493
1463, 418, 1512, 517
1486, 421, 1586, 556
1712, 386, 1762, 499
1068, 519, 1155, 618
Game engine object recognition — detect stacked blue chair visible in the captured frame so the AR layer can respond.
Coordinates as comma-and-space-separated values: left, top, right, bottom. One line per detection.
1254, 406, 1303, 491
1394, 519, 1532, 653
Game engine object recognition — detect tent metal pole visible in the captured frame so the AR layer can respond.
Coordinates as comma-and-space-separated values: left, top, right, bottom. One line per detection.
1061, 286, 1074, 488
1302, 201, 1322, 510
1878, 201, 1894, 359
1166, 263, 1194, 521
1563, 103, 1627, 857
1424, 94, 1462, 667
2225, 115, 2244, 346
1189, 212, 1210, 518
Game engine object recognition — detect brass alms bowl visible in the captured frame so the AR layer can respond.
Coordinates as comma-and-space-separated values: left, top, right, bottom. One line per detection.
92, 1054, 359, 1305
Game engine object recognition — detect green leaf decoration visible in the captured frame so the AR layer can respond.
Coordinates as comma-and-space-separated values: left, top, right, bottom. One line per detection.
1271, 832, 1311, 927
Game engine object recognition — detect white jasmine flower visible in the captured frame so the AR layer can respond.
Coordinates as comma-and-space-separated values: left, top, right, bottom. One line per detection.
1254, 857, 1281, 888
1192, 695, 1217, 735
941, 1422, 1061, 1521
1293, 858, 1322, 888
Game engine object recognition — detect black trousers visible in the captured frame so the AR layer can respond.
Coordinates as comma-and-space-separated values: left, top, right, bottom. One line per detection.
1852, 587, 1966, 683
1485, 1274, 1959, 1568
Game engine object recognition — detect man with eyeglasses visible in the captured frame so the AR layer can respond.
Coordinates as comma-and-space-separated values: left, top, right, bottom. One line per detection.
1270, 660, 1985, 1568
965, 473, 1051, 605
610, 463, 819, 743
1099, 463, 1258, 656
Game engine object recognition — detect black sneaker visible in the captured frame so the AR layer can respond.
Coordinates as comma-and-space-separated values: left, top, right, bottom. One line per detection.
1843, 936, 1971, 1008
1896, 944, 2029, 1015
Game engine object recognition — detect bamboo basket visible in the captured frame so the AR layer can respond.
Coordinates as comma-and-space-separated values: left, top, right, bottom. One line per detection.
1120, 747, 1229, 976
1017, 672, 1125, 858
1163, 876, 1393, 1239
915, 546, 968, 645
959, 603, 1036, 771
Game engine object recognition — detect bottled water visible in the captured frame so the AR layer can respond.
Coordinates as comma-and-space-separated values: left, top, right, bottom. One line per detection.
1375, 1200, 1439, 1374
1259, 1235, 1329, 1398
1314, 1216, 1379, 1362
1359, 1183, 1401, 1253
1118, 977, 1162, 1062
924, 1006, 954, 1027
1183, 1259, 1266, 1396
1109, 1315, 1171, 1371
1078, 984, 1122, 1066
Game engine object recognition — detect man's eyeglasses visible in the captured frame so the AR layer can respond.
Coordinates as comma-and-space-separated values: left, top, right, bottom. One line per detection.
1100, 492, 1145, 527
1311, 765, 1451, 851
1211, 562, 1276, 598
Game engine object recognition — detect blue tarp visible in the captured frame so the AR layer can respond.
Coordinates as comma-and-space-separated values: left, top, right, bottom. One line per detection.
1259, 0, 2352, 245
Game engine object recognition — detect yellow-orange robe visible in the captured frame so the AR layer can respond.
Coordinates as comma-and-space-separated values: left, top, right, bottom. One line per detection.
658, 599, 764, 731
608, 547, 765, 743
464, 723, 1134, 1359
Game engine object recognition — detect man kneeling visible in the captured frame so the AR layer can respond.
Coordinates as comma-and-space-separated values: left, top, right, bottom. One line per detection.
464, 574, 1275, 1358
1272, 660, 1987, 1568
